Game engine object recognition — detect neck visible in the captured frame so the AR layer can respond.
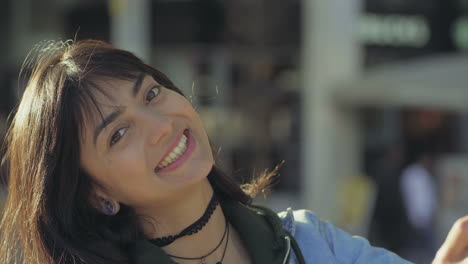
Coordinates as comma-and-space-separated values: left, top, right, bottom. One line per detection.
138, 179, 227, 259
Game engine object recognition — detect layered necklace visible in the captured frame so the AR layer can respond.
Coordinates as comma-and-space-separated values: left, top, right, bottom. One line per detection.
148, 193, 230, 264
167, 218, 229, 264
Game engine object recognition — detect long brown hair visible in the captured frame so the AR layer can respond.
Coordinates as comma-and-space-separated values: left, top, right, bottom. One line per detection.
0, 40, 274, 264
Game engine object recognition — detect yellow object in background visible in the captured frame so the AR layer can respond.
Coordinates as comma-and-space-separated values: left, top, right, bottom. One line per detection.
337, 174, 377, 237
108, 0, 127, 17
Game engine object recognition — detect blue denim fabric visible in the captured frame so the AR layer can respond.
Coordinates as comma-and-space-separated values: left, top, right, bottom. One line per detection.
278, 209, 414, 264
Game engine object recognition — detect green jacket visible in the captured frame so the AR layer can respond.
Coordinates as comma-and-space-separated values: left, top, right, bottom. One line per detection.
129, 199, 306, 264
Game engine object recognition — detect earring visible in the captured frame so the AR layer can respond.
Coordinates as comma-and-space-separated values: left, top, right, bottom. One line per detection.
103, 200, 115, 215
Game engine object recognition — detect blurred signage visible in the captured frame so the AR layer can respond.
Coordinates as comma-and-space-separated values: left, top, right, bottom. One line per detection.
453, 16, 468, 50
362, 0, 463, 67
360, 14, 468, 50
359, 14, 430, 47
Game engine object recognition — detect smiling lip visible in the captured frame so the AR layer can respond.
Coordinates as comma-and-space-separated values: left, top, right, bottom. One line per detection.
155, 129, 195, 173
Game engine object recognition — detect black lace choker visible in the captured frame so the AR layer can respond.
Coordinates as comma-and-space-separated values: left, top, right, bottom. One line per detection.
148, 193, 219, 247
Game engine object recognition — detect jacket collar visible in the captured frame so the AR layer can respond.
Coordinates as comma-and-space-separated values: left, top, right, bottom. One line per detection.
222, 199, 290, 264
129, 198, 291, 264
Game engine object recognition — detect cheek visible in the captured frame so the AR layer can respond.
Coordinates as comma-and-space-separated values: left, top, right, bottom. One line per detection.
179, 100, 204, 126
81, 147, 145, 188
180, 99, 197, 115
90, 154, 151, 202
105, 146, 147, 175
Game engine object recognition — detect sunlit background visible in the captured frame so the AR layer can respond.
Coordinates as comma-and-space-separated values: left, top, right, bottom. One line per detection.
1, 0, 467, 263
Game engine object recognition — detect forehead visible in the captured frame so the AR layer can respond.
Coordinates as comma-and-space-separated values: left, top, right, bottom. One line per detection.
86, 74, 154, 109
92, 77, 136, 102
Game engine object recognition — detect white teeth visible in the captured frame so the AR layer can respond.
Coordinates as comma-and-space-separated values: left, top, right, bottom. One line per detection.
157, 133, 188, 169
174, 146, 183, 154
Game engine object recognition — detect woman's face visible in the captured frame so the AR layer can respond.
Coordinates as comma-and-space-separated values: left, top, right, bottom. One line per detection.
80, 74, 214, 210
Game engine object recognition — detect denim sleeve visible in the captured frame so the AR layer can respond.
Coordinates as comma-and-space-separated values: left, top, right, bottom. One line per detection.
291, 210, 414, 264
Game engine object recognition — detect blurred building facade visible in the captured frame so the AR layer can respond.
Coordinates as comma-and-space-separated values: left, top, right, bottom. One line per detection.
1, 0, 468, 262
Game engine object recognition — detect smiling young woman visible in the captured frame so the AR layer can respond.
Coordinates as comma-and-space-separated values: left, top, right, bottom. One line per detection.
0, 40, 466, 264
0, 40, 256, 264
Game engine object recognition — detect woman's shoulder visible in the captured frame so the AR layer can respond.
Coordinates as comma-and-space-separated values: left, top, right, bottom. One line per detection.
277, 208, 319, 236
277, 208, 413, 264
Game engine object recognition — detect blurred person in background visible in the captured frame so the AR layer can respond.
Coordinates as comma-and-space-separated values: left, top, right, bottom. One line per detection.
0, 40, 466, 264
400, 147, 438, 263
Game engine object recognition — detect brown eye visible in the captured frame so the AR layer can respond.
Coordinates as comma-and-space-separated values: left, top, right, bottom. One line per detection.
110, 127, 127, 146
145, 86, 160, 104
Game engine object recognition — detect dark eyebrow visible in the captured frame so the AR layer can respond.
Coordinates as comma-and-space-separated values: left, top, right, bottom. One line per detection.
93, 109, 123, 145
93, 74, 146, 145
132, 73, 146, 97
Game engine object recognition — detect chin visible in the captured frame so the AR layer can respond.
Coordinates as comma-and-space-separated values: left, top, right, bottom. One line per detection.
164, 159, 213, 188
190, 160, 214, 182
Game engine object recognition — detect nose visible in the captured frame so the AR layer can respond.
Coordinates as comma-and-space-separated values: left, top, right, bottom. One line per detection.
142, 111, 173, 146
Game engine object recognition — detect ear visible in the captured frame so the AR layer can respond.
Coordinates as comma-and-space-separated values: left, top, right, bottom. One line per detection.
91, 186, 121, 216
100, 198, 120, 216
